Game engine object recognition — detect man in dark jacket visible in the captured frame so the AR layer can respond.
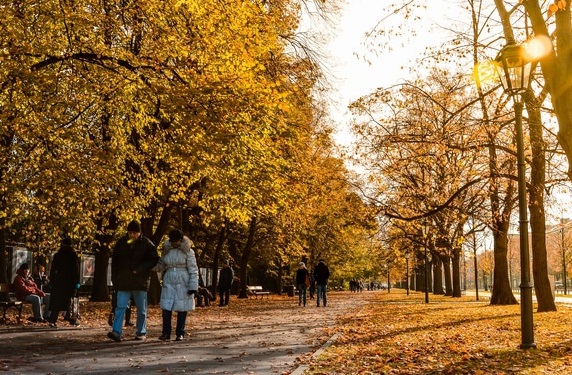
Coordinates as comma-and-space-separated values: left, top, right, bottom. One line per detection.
314, 259, 330, 307
217, 260, 234, 307
107, 220, 159, 342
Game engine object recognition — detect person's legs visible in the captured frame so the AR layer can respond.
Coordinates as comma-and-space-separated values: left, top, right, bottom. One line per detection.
297, 284, 304, 306
302, 286, 307, 306
132, 290, 148, 336
112, 290, 130, 336
175, 311, 188, 338
219, 289, 224, 306
322, 284, 328, 306
316, 285, 322, 306
42, 294, 50, 319
25, 294, 43, 320
161, 309, 172, 339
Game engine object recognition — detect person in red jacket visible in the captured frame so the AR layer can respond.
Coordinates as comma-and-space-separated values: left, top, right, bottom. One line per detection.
13, 263, 50, 322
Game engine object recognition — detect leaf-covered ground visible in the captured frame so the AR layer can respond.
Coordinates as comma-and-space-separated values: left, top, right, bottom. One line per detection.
306, 290, 572, 375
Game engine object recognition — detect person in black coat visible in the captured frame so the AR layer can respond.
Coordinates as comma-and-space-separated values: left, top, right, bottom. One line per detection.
217, 260, 234, 307
47, 237, 80, 328
314, 259, 330, 307
107, 220, 159, 342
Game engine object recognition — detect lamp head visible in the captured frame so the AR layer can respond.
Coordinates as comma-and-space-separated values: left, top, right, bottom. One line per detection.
494, 41, 532, 97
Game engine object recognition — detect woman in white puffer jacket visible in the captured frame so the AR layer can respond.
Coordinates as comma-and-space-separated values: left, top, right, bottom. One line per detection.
155, 229, 198, 341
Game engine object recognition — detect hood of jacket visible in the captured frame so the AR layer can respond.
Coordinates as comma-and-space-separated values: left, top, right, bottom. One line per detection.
162, 236, 192, 254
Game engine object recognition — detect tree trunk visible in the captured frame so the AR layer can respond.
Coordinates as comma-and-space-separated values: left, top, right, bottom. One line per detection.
490, 226, 518, 305
441, 254, 452, 296
211, 225, 226, 302
238, 216, 257, 299
452, 250, 462, 297
527, 92, 557, 312
91, 215, 119, 302
433, 253, 444, 295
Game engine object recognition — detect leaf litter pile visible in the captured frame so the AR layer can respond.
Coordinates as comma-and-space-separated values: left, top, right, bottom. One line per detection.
306, 291, 572, 375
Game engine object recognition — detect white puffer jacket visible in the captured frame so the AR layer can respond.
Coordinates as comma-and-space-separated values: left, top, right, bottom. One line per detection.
155, 236, 198, 312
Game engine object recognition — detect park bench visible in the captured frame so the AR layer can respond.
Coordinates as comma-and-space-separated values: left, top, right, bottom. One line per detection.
0, 283, 23, 321
247, 285, 270, 299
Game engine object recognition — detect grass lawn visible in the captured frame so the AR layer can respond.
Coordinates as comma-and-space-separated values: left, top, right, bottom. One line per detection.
306, 290, 572, 375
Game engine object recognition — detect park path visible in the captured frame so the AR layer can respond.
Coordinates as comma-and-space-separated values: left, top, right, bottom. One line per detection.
0, 290, 377, 374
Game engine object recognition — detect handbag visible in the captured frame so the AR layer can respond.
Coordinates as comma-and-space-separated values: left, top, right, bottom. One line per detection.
68, 292, 80, 321
305, 274, 311, 288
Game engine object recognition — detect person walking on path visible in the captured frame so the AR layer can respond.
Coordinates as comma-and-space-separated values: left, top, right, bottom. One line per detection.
314, 259, 330, 307
13, 263, 50, 322
154, 229, 198, 341
218, 260, 234, 307
47, 236, 81, 328
107, 220, 159, 342
295, 262, 310, 307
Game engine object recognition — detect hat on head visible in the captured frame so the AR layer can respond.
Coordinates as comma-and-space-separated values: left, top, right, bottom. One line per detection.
223, 259, 230, 265
19, 263, 29, 271
169, 229, 184, 243
299, 262, 305, 268
127, 220, 141, 232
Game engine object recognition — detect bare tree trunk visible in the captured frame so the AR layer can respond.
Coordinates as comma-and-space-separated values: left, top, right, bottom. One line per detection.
527, 92, 557, 312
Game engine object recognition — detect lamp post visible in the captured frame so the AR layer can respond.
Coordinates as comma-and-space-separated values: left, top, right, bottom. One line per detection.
405, 253, 410, 296
422, 222, 429, 304
493, 39, 535, 349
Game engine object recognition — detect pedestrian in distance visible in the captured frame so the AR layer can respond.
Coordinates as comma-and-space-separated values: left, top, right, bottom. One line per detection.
32, 265, 49, 292
107, 219, 159, 342
154, 229, 198, 341
296, 262, 310, 307
13, 263, 50, 323
47, 236, 81, 328
218, 260, 234, 307
314, 259, 330, 307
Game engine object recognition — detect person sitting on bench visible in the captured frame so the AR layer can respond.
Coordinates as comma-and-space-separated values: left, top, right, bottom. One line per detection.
13, 263, 50, 323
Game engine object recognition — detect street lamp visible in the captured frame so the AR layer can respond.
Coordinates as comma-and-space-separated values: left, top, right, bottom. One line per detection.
493, 39, 535, 349
405, 253, 410, 296
422, 222, 429, 304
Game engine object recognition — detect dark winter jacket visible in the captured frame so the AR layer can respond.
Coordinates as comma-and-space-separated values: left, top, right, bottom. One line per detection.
218, 266, 234, 289
111, 234, 159, 291
314, 261, 330, 285
49, 243, 80, 311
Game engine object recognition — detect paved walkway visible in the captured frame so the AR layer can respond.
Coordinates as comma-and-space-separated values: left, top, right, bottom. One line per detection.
0, 291, 375, 374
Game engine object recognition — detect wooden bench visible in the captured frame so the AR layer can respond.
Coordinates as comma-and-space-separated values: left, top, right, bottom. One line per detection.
247, 286, 270, 299
0, 283, 23, 321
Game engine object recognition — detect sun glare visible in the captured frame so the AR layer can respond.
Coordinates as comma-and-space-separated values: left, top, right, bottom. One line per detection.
473, 60, 497, 88
524, 35, 553, 60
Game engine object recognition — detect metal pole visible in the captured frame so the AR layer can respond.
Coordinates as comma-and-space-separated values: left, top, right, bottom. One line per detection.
514, 100, 535, 349
424, 238, 429, 304
406, 256, 410, 296
562, 218, 567, 295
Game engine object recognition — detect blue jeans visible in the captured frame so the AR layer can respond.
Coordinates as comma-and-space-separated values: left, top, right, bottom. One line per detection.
162, 309, 188, 337
25, 294, 50, 320
316, 284, 327, 306
112, 290, 147, 337
297, 284, 307, 306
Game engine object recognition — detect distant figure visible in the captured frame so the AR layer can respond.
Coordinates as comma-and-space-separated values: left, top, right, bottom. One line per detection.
314, 259, 330, 307
295, 262, 310, 307
154, 229, 198, 341
218, 260, 234, 307
309, 271, 315, 299
107, 220, 159, 342
32, 265, 49, 292
13, 263, 50, 323
47, 237, 80, 328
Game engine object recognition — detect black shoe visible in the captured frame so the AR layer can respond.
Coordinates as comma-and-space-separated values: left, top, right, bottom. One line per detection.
125, 322, 134, 327
107, 331, 121, 342
175, 335, 184, 341
158, 334, 170, 341
49, 322, 57, 328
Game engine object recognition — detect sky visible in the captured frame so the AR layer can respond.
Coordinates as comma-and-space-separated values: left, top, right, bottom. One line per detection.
301, 0, 457, 146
